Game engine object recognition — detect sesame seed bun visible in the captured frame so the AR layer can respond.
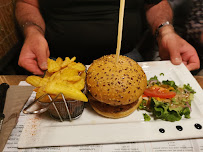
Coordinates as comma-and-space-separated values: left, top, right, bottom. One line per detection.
86, 54, 147, 118
87, 54, 147, 106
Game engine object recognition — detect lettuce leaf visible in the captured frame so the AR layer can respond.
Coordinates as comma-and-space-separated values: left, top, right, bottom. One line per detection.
162, 80, 177, 89
183, 84, 196, 94
143, 113, 151, 121
148, 75, 160, 86
140, 76, 195, 122
139, 99, 147, 110
151, 98, 191, 122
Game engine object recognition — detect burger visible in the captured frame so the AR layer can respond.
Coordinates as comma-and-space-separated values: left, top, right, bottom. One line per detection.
86, 54, 147, 118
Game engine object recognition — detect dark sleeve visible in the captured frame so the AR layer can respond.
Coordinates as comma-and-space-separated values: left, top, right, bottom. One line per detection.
144, 0, 162, 4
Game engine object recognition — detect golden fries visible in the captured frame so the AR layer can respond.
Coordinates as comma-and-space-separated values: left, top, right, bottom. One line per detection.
47, 58, 61, 73
70, 62, 86, 72
55, 57, 63, 66
26, 76, 42, 87
26, 57, 87, 102
45, 80, 88, 102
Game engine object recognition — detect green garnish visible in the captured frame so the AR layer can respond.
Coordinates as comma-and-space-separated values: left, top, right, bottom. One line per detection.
139, 76, 196, 122
183, 84, 196, 93
139, 99, 147, 110
143, 113, 151, 121
162, 80, 177, 89
160, 73, 164, 76
148, 75, 160, 85
151, 98, 191, 122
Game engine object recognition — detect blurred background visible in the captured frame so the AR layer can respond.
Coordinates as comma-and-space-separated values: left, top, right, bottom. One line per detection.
0, 0, 202, 75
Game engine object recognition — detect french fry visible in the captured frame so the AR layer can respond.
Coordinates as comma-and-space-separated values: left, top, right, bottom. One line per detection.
70, 78, 85, 90
55, 57, 63, 66
70, 56, 76, 62
61, 57, 71, 68
50, 71, 61, 81
26, 76, 42, 87
35, 86, 48, 102
47, 58, 61, 73
39, 77, 49, 87
70, 62, 86, 72
26, 56, 88, 103
36, 85, 64, 102
60, 68, 81, 82
45, 80, 88, 102
64, 75, 82, 82
80, 72, 86, 80
61, 67, 78, 75
61, 56, 77, 68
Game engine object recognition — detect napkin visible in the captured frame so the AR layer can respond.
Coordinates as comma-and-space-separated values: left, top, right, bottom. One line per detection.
0, 85, 34, 152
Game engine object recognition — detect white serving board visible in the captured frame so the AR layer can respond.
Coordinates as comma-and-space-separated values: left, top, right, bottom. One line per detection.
18, 61, 203, 148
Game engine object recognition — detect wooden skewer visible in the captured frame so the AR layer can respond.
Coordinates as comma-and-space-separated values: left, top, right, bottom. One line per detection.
115, 0, 125, 63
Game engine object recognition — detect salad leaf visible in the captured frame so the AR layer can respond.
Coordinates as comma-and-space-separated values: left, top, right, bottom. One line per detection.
151, 98, 191, 122
143, 113, 151, 121
162, 80, 177, 89
183, 84, 196, 94
189, 93, 194, 101
140, 75, 196, 122
148, 75, 160, 86
139, 99, 147, 110
182, 107, 191, 119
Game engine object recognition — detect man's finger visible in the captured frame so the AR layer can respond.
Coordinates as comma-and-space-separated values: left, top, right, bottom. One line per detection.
169, 49, 182, 65
36, 52, 49, 70
181, 48, 200, 71
186, 55, 200, 71
186, 63, 200, 71
20, 59, 45, 75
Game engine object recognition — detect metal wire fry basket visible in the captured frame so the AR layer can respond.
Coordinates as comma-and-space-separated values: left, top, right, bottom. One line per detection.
23, 91, 85, 122
24, 65, 87, 121
48, 93, 85, 121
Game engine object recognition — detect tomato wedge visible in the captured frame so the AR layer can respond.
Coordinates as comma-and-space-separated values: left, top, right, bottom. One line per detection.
144, 86, 176, 98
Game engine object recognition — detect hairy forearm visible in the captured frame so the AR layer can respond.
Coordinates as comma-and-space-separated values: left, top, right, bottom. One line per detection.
15, 0, 45, 36
145, 0, 174, 37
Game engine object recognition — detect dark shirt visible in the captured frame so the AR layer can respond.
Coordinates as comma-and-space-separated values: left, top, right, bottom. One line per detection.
39, 0, 147, 64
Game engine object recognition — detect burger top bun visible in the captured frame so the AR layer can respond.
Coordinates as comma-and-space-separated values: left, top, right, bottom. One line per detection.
87, 54, 147, 106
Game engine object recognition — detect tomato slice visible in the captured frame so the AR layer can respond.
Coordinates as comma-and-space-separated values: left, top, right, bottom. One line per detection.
144, 86, 176, 98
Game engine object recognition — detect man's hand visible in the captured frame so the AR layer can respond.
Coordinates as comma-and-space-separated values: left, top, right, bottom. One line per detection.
157, 27, 200, 71
144, 0, 200, 71
16, 0, 48, 75
18, 28, 50, 75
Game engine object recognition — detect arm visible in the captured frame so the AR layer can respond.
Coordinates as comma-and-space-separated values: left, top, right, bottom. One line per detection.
145, 0, 200, 71
15, 0, 50, 75
145, 0, 173, 36
15, 0, 45, 36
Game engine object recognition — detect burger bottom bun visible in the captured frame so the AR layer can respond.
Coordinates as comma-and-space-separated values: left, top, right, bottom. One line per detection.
88, 94, 142, 119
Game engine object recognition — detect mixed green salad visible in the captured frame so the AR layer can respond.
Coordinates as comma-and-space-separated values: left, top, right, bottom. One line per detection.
139, 75, 196, 122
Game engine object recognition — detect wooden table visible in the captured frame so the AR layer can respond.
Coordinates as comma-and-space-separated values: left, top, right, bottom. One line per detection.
0, 75, 203, 88
194, 76, 203, 88
0, 75, 28, 85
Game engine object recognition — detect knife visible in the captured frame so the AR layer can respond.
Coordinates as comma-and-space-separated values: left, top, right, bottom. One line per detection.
0, 83, 9, 132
